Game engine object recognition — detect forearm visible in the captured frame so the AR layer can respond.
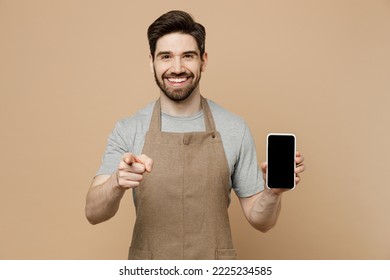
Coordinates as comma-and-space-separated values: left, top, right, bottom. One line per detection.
248, 189, 282, 232
85, 172, 126, 225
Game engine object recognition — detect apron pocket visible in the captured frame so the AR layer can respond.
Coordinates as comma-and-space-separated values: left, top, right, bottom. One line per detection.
216, 249, 237, 260
128, 247, 152, 260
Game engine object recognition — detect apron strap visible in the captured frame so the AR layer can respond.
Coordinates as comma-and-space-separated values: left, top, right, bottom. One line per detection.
200, 95, 217, 132
149, 95, 216, 132
149, 98, 162, 132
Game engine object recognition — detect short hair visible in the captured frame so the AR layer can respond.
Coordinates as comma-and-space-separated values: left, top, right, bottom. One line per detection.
147, 10, 206, 59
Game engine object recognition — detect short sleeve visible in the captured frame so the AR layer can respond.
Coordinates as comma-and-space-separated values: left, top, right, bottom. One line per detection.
95, 121, 129, 176
231, 125, 264, 197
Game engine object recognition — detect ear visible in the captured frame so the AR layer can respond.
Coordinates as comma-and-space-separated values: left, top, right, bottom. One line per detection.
149, 54, 154, 74
201, 52, 208, 72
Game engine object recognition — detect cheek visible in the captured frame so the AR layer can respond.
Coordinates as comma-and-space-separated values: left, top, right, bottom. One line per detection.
154, 66, 167, 78
186, 64, 202, 75
153, 61, 167, 72
196, 66, 203, 75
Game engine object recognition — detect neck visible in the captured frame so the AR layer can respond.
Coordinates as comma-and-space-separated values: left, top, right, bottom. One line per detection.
160, 91, 202, 117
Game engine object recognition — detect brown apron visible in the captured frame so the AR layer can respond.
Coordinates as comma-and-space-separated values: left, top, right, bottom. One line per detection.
128, 96, 236, 260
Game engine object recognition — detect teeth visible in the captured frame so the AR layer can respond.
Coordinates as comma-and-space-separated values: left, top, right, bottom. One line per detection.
167, 77, 187, 83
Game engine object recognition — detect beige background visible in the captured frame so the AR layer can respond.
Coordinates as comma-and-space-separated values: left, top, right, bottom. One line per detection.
1, 0, 389, 259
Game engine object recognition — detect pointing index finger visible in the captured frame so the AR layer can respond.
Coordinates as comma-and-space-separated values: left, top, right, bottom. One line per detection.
122, 153, 142, 165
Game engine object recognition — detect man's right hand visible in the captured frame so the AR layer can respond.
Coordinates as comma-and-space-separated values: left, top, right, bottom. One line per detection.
116, 153, 153, 189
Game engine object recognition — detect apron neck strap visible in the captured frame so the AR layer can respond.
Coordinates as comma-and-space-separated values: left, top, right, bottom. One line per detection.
149, 95, 216, 132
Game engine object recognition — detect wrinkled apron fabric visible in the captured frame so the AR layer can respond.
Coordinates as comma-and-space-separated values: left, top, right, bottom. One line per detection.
128, 96, 236, 260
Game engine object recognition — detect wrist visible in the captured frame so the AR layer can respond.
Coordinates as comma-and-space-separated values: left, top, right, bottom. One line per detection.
108, 171, 126, 198
264, 187, 283, 200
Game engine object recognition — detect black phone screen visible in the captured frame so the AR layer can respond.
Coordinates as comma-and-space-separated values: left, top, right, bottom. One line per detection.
267, 134, 296, 189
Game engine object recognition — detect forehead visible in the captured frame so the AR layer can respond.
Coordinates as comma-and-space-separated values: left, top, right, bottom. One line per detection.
155, 32, 199, 54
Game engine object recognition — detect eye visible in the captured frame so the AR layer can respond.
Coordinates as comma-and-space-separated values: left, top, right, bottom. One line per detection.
183, 54, 195, 59
160, 54, 171, 60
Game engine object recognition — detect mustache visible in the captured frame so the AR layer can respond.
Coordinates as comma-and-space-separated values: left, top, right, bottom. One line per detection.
162, 73, 194, 79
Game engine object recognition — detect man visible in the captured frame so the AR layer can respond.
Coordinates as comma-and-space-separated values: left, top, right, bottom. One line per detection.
85, 10, 305, 260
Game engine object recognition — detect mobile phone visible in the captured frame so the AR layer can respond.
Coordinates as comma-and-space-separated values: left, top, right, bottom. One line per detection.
266, 133, 296, 189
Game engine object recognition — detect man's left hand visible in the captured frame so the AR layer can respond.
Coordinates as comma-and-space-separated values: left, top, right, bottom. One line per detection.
260, 151, 306, 195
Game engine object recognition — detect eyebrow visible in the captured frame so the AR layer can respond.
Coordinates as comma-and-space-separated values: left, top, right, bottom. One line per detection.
156, 50, 199, 57
182, 51, 199, 56
156, 51, 171, 57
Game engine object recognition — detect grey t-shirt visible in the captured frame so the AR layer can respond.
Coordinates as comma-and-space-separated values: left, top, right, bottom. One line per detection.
96, 99, 264, 197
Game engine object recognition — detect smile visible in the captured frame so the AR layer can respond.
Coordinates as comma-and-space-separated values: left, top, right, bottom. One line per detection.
167, 77, 188, 83
165, 76, 191, 86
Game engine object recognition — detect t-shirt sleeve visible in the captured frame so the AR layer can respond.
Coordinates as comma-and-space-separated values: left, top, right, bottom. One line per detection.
231, 124, 264, 197
95, 121, 129, 176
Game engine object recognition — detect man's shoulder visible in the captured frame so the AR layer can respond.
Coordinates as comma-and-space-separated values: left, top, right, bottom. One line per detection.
115, 101, 155, 131
207, 99, 247, 129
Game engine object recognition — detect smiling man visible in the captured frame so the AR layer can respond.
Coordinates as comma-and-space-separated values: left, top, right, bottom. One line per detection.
152, 33, 204, 102
85, 10, 305, 260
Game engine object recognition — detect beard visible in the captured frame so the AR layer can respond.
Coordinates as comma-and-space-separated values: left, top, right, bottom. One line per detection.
153, 70, 201, 102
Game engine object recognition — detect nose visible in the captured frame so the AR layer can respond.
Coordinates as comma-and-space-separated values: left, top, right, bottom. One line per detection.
171, 57, 184, 74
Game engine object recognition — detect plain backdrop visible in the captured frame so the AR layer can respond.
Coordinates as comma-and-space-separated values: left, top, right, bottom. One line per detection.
1, 0, 389, 259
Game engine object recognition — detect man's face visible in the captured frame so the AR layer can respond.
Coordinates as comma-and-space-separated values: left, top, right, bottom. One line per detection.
150, 32, 207, 102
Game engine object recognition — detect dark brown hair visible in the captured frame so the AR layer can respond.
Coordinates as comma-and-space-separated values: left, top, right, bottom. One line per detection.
147, 10, 206, 59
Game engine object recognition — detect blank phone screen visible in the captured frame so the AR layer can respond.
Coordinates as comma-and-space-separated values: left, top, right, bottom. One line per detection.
267, 134, 296, 189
